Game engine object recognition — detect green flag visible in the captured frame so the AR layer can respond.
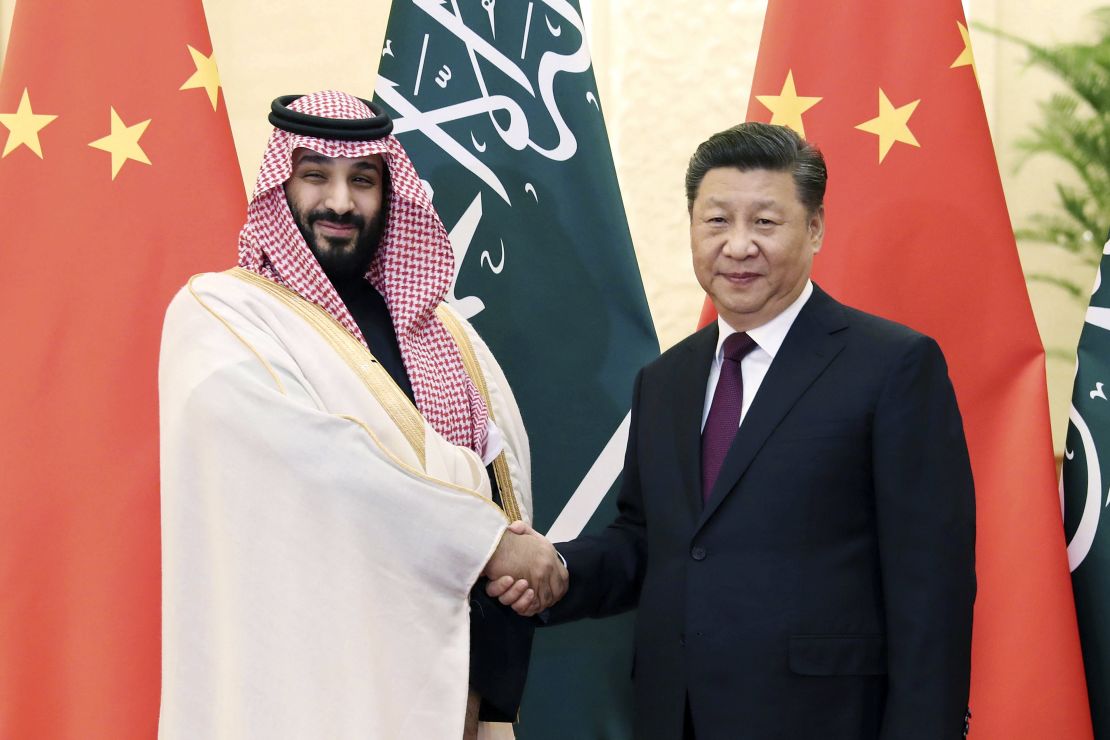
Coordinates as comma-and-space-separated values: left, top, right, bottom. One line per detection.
374, 1, 658, 737
1062, 231, 1110, 739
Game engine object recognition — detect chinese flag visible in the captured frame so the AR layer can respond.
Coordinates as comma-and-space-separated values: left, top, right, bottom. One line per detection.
696, 1, 1094, 737
0, 0, 244, 736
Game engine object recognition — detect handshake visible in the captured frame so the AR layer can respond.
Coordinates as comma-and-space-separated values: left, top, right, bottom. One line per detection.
483, 520, 569, 617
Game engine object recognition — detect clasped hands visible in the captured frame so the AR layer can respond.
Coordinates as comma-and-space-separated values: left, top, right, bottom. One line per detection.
483, 520, 568, 617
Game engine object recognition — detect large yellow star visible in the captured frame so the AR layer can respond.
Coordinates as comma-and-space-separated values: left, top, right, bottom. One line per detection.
950, 21, 979, 86
179, 45, 222, 109
88, 107, 152, 179
0, 88, 58, 158
854, 89, 921, 163
754, 70, 822, 138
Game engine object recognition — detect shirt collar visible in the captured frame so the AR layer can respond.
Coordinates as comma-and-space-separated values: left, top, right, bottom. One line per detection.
714, 280, 813, 361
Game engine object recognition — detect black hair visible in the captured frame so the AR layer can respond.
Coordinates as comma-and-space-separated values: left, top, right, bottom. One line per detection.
685, 122, 827, 214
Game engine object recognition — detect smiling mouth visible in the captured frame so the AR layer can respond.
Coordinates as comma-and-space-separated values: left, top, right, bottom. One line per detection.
316, 221, 357, 235
721, 272, 761, 283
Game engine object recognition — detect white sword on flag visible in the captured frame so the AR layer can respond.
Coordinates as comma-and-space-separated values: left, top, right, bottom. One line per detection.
545, 412, 631, 542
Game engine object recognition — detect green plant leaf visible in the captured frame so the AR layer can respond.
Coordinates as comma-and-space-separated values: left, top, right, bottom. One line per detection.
976, 8, 1110, 302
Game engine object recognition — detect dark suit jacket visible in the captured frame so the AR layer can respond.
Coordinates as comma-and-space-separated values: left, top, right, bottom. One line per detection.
549, 285, 975, 740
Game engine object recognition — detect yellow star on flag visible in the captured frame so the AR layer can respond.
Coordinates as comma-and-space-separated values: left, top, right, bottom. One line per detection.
950, 21, 979, 86
89, 107, 152, 179
0, 88, 58, 158
179, 45, 222, 109
855, 89, 921, 163
755, 70, 822, 138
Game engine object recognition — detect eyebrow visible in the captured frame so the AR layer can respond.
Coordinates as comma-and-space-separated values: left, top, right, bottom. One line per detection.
350, 160, 381, 173
296, 154, 332, 167
296, 154, 382, 173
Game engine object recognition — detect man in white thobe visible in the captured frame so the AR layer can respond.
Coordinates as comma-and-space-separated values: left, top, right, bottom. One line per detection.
158, 90, 565, 740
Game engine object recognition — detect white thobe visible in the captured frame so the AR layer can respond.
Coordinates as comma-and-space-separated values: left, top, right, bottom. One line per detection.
158, 270, 532, 739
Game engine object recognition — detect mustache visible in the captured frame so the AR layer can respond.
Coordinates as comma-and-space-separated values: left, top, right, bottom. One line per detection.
307, 209, 366, 229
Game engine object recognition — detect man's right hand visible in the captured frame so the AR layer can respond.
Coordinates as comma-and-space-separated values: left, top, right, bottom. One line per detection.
484, 521, 567, 616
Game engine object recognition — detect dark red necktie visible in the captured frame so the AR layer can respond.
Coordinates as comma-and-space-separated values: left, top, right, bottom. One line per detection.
701, 332, 757, 503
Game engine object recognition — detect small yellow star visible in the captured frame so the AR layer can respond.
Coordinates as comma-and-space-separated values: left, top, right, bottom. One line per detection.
854, 89, 921, 163
179, 45, 222, 109
0, 88, 58, 158
754, 70, 822, 138
950, 21, 979, 86
88, 107, 152, 179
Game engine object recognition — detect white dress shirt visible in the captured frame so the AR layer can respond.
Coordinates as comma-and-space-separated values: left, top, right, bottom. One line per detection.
701, 281, 814, 431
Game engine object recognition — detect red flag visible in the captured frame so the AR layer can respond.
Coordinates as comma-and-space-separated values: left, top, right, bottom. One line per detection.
695, 1, 1092, 737
0, 1, 245, 736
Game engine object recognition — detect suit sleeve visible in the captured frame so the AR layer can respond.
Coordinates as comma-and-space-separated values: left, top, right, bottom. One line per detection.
544, 369, 649, 624
873, 335, 976, 740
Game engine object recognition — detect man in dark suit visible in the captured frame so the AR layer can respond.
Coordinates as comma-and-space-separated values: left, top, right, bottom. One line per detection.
491, 122, 976, 739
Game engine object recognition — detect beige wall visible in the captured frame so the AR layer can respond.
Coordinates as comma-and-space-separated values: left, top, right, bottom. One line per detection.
1, 0, 1102, 451
978, 0, 1105, 453
0, 1, 11, 64
592, 1, 766, 352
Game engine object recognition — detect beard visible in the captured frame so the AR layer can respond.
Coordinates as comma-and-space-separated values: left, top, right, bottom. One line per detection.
287, 199, 386, 285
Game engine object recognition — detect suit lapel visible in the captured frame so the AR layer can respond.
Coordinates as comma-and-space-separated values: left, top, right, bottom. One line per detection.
672, 324, 718, 520
697, 286, 848, 529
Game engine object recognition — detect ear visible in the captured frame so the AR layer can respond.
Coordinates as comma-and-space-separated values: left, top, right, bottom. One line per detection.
809, 205, 826, 254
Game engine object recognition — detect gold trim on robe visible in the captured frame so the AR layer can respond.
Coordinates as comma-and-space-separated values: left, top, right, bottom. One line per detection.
227, 267, 428, 469
437, 304, 523, 523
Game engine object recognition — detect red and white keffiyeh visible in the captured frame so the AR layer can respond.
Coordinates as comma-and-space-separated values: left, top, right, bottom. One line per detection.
237, 90, 489, 454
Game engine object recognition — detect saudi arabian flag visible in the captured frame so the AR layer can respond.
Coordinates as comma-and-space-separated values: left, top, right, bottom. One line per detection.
1062, 232, 1110, 740
375, 1, 658, 737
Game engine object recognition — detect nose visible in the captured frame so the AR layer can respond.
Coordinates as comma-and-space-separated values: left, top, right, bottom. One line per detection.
720, 225, 759, 259
323, 180, 354, 215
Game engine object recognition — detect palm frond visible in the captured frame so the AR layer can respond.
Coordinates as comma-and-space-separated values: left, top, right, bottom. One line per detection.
1026, 271, 1086, 298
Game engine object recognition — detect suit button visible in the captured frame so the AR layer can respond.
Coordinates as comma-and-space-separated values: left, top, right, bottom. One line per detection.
691, 546, 707, 561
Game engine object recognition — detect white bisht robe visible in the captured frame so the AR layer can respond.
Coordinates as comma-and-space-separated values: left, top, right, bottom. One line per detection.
158, 269, 531, 739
